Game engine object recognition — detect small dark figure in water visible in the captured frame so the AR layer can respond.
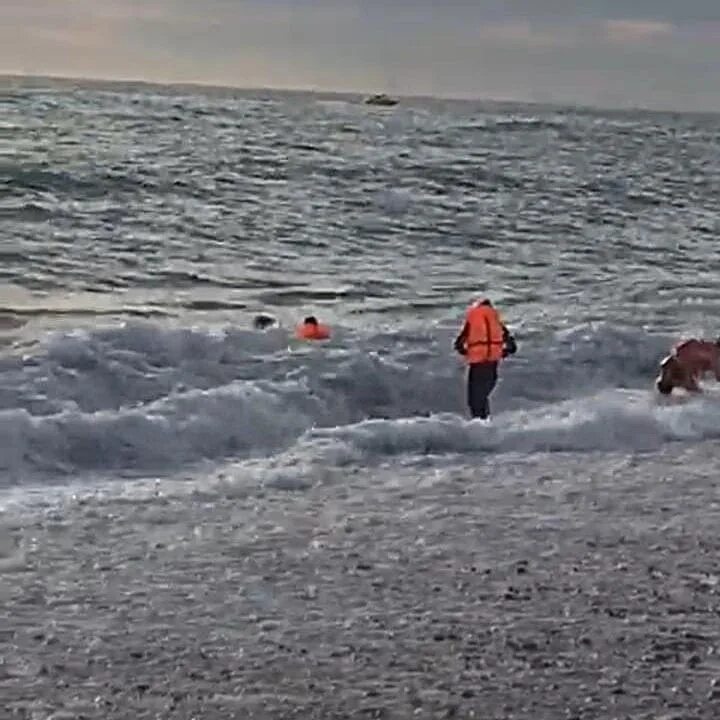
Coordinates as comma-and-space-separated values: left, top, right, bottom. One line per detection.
253, 314, 276, 330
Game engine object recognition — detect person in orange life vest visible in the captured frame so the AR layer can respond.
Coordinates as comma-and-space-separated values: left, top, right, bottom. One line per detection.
295, 315, 331, 341
453, 298, 517, 419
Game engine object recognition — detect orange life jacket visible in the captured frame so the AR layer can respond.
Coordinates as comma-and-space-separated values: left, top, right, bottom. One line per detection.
464, 302, 505, 363
295, 322, 331, 341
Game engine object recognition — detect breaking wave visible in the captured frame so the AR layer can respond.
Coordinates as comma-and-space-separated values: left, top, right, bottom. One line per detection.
0, 319, 706, 485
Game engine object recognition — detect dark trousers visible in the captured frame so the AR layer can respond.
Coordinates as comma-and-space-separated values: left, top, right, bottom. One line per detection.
467, 361, 498, 419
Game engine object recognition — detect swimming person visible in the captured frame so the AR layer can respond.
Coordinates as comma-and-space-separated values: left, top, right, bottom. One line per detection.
295, 315, 331, 341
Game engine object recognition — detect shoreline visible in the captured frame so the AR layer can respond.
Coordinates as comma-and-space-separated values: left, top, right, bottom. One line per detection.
3, 445, 720, 718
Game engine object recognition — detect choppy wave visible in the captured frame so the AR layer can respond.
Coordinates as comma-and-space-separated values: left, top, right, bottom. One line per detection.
301, 389, 719, 458
4, 80, 720, 493
0, 319, 701, 484
252, 388, 720, 490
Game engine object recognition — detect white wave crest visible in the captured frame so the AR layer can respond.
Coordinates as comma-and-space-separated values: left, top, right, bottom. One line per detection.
0, 320, 690, 483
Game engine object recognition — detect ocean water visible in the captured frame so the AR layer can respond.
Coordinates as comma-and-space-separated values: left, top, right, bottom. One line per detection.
2, 76, 720, 508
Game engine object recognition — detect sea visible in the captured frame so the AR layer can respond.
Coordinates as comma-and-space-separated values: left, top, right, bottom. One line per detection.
2, 75, 720, 512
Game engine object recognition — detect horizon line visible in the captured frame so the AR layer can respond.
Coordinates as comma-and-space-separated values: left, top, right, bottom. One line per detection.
1, 71, 718, 118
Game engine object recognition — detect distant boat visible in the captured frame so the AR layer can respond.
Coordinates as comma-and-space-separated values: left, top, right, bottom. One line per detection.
364, 93, 398, 107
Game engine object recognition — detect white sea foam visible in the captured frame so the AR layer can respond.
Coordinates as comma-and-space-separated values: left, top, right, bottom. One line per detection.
0, 318, 703, 487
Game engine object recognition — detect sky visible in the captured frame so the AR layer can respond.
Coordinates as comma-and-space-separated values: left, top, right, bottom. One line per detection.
3, 0, 720, 111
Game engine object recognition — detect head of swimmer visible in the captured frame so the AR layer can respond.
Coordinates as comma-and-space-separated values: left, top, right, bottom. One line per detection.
253, 314, 276, 330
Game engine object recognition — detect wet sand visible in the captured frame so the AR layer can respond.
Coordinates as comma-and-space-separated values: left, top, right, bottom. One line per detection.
3, 444, 720, 719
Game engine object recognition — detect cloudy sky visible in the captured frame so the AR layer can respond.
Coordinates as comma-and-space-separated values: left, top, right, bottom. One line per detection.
3, 0, 720, 110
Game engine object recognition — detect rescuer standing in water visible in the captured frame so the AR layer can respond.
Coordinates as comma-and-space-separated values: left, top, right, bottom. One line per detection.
453, 298, 517, 420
